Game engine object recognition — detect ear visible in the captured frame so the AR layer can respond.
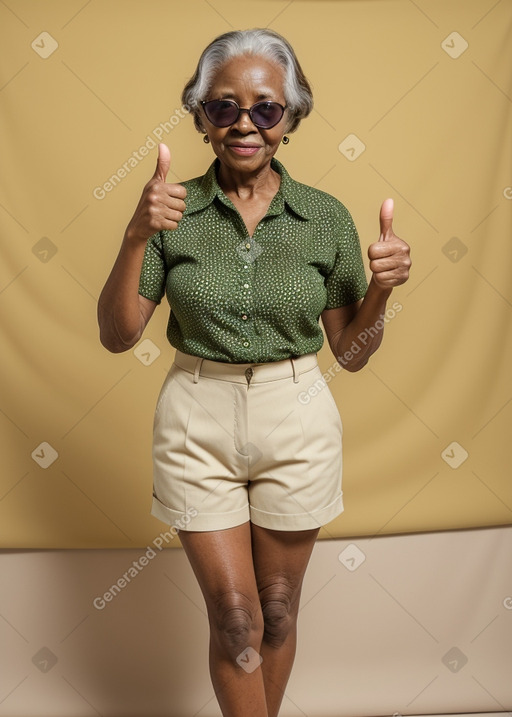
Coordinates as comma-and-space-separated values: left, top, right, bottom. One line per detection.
285, 117, 295, 134
283, 108, 296, 135
194, 110, 205, 133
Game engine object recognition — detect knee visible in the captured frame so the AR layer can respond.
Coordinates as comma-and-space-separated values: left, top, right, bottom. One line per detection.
259, 577, 299, 648
209, 591, 263, 659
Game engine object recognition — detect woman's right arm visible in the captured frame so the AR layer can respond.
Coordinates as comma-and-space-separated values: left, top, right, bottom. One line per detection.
97, 144, 187, 353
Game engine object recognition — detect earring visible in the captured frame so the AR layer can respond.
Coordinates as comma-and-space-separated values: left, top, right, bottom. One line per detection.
282, 135, 290, 145
203, 134, 210, 144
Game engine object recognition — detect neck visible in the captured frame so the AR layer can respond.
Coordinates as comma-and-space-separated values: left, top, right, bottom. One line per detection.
217, 160, 279, 200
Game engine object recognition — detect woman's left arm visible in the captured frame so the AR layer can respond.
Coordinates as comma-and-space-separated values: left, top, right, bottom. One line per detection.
321, 199, 411, 372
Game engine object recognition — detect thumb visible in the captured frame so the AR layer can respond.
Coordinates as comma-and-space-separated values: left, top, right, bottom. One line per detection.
379, 197, 394, 241
153, 143, 170, 182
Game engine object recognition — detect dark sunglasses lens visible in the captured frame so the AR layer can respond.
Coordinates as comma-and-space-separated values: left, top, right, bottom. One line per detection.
251, 102, 284, 128
204, 100, 238, 127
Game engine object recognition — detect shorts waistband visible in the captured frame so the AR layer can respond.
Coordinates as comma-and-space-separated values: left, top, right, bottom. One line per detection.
173, 350, 318, 384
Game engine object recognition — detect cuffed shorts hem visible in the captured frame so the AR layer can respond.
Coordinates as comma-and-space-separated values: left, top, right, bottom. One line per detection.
250, 493, 344, 531
151, 492, 344, 532
151, 494, 250, 532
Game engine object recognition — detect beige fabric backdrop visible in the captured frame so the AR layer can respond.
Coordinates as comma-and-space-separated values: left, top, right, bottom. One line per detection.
0, 0, 511, 548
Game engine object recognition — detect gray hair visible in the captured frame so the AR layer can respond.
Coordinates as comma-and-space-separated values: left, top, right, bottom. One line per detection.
181, 28, 313, 134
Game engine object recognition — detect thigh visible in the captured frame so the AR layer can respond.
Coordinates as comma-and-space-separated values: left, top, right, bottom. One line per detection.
178, 522, 260, 615
250, 523, 319, 607
152, 366, 250, 531
247, 366, 343, 532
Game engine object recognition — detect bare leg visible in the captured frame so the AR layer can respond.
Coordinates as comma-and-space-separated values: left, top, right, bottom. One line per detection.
178, 522, 268, 717
251, 524, 320, 717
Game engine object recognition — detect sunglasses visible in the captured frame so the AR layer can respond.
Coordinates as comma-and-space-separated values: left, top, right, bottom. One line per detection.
201, 99, 287, 129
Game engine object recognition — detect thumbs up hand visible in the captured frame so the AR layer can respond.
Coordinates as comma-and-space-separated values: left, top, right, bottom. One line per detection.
367, 199, 411, 290
126, 143, 187, 242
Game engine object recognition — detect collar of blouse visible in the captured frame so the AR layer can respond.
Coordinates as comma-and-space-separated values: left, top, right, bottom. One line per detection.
182, 157, 313, 221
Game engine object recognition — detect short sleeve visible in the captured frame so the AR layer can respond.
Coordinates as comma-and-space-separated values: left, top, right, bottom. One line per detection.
138, 232, 166, 304
324, 205, 368, 309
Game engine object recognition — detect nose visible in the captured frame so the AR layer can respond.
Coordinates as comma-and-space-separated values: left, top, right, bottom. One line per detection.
231, 108, 257, 133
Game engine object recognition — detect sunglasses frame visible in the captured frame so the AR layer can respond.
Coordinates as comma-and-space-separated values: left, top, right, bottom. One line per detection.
200, 99, 287, 129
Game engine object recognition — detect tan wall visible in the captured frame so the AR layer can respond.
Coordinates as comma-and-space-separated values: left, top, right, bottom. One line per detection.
1, 0, 511, 548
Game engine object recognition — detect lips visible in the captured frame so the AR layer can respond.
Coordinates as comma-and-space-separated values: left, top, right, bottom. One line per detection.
228, 144, 261, 156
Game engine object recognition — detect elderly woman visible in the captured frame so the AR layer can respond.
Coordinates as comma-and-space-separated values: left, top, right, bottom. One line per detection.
98, 28, 410, 717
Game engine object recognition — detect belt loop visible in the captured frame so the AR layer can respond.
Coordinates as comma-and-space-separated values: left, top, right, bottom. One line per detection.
291, 357, 299, 383
193, 358, 204, 383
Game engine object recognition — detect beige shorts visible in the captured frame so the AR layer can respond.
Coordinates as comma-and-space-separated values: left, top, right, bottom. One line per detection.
151, 350, 343, 532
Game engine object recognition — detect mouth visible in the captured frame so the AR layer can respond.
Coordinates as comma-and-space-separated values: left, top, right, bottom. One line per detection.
227, 144, 262, 156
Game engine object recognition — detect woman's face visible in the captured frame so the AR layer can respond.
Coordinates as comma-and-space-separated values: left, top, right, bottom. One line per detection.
201, 54, 288, 176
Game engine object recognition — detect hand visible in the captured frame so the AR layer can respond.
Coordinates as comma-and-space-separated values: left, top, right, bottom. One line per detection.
368, 198, 411, 290
126, 143, 187, 242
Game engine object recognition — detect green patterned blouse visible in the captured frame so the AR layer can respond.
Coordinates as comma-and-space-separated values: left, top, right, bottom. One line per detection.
138, 157, 368, 363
